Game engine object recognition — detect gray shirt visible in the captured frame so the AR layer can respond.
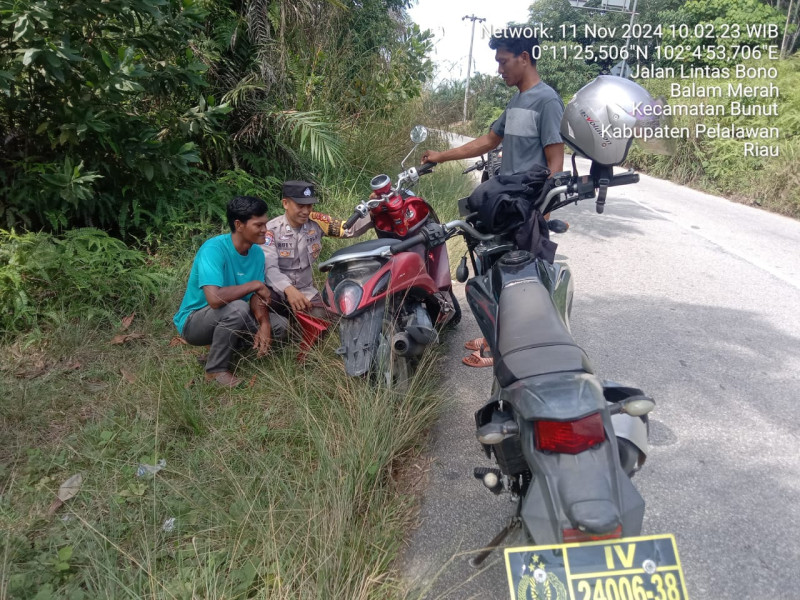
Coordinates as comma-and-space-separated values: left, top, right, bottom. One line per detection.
491, 81, 564, 176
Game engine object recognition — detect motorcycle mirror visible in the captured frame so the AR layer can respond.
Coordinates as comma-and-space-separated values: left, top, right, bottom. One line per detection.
611, 395, 656, 417
410, 125, 428, 144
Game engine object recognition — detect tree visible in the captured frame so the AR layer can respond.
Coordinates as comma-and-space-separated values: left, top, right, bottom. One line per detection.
197, 0, 433, 172
0, 0, 229, 231
665, 0, 788, 67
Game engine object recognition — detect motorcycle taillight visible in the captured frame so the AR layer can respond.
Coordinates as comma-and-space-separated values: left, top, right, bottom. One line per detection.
534, 413, 605, 454
334, 281, 363, 316
562, 524, 622, 543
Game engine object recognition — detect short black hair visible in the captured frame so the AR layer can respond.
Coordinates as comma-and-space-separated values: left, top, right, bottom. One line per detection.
488, 26, 539, 64
227, 195, 267, 232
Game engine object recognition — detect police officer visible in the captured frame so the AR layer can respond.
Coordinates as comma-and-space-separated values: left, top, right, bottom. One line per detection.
262, 180, 367, 317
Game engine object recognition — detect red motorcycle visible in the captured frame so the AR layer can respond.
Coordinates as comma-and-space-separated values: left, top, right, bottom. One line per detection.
318, 126, 460, 388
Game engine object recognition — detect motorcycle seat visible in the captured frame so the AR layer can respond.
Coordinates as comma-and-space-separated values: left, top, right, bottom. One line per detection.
328, 238, 403, 259
494, 280, 593, 387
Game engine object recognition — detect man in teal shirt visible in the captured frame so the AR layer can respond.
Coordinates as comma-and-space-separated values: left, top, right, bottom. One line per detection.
174, 196, 287, 387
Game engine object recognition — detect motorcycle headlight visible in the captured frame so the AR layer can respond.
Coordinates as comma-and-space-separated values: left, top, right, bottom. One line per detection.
333, 281, 363, 316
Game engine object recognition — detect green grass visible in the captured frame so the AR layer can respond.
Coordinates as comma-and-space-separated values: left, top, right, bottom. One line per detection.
0, 159, 476, 600
0, 307, 443, 599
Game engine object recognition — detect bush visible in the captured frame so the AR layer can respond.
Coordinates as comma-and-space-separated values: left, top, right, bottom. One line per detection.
627, 56, 800, 217
0, 228, 171, 335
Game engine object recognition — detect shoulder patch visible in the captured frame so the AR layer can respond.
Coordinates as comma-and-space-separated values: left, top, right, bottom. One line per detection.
264, 230, 274, 246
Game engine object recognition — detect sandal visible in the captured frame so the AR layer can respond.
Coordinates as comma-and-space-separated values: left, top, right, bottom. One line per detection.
464, 337, 487, 351
204, 371, 244, 388
462, 345, 494, 368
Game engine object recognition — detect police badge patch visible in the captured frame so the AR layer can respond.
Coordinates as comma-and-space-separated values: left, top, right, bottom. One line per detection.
311, 243, 321, 259
264, 231, 274, 246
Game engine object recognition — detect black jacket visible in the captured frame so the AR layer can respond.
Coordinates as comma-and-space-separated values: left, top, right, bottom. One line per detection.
466, 165, 557, 263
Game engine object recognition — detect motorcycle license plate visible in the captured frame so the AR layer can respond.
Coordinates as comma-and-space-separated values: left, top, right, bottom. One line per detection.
504, 534, 689, 600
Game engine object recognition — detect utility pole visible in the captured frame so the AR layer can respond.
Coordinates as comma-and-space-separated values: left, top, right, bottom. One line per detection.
462, 14, 485, 122
612, 0, 638, 77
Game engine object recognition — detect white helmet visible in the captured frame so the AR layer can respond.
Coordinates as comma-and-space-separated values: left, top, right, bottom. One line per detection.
561, 76, 665, 166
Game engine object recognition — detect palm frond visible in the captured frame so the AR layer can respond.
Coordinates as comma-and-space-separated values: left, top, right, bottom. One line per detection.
221, 73, 270, 107
237, 109, 343, 168
272, 109, 344, 168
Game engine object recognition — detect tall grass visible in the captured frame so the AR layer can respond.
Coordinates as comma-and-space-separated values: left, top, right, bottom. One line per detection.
0, 312, 446, 599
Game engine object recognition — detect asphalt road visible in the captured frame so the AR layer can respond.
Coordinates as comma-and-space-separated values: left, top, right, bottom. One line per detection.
400, 153, 800, 599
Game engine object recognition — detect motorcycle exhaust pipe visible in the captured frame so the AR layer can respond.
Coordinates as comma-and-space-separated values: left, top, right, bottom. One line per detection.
392, 332, 423, 357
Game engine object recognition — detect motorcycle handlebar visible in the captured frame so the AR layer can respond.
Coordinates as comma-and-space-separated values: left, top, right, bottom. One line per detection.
607, 172, 640, 187
462, 158, 486, 175
389, 232, 427, 254
386, 218, 503, 257
343, 211, 362, 230
443, 219, 495, 242
417, 161, 437, 175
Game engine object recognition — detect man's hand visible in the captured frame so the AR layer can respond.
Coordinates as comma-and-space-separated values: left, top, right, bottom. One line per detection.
285, 285, 312, 313
253, 326, 272, 357
420, 132, 501, 166
421, 149, 444, 164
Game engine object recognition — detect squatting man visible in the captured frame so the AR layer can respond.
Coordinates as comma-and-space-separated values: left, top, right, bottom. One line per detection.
173, 196, 288, 388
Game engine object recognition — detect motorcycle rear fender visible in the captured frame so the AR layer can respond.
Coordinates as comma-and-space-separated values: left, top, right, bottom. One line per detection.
337, 306, 384, 376
517, 421, 646, 545
610, 413, 649, 464
500, 372, 607, 422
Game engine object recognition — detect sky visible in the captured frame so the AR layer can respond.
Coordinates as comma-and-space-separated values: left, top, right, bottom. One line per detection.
406, 0, 533, 84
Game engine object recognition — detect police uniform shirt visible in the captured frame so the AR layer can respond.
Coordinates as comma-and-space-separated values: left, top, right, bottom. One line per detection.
262, 214, 324, 301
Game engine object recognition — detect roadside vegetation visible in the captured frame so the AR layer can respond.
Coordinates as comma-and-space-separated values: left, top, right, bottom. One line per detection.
0, 0, 474, 597
0, 152, 475, 599
3, 0, 798, 596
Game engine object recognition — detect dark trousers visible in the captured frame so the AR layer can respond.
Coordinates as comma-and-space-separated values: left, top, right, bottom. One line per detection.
182, 301, 288, 373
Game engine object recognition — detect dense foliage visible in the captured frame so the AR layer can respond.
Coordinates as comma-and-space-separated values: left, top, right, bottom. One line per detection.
0, 0, 226, 231
0, 0, 433, 235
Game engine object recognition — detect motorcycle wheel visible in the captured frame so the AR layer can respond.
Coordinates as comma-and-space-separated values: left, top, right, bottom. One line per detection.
373, 318, 412, 394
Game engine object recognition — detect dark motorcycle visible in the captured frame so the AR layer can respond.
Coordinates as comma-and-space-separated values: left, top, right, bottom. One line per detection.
379, 132, 656, 572
317, 127, 460, 389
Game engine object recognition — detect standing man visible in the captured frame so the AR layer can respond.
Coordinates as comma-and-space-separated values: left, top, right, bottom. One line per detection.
421, 27, 564, 178
174, 196, 288, 388
421, 28, 565, 368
